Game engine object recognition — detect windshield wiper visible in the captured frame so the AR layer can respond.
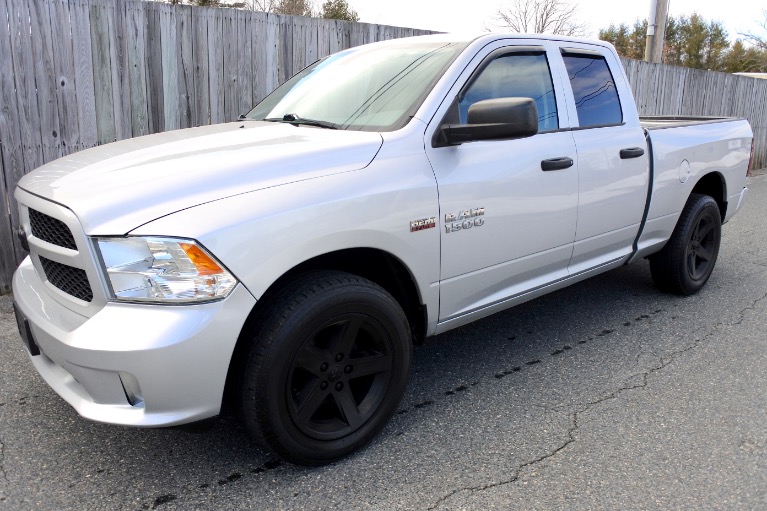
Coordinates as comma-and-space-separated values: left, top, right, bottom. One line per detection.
264, 113, 338, 130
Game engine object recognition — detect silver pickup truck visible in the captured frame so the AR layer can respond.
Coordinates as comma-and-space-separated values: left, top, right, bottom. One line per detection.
12, 33, 753, 465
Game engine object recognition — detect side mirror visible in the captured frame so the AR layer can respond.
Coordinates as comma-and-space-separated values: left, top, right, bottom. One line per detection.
436, 97, 539, 147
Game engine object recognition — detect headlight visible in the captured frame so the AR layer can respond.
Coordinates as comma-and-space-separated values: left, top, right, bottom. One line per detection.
96, 237, 237, 303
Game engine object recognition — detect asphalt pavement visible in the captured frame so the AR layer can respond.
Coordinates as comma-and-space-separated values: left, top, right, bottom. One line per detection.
1, 173, 766, 510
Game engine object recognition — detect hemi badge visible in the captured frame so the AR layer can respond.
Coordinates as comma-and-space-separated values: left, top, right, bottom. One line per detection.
410, 216, 436, 232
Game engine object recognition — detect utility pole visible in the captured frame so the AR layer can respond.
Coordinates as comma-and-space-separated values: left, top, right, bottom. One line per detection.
644, 0, 670, 63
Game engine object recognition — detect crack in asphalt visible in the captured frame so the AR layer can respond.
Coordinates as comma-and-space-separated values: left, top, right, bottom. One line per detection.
426, 410, 577, 511
0, 434, 7, 503
427, 292, 767, 510
0, 437, 7, 480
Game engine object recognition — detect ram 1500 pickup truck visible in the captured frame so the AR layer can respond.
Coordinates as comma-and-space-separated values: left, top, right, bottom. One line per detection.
12, 33, 753, 465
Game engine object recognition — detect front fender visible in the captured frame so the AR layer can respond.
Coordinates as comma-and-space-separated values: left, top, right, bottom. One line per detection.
131, 142, 441, 333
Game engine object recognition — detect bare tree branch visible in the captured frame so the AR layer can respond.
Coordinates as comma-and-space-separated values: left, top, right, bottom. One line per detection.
244, 0, 278, 11
493, 0, 588, 37
739, 9, 767, 50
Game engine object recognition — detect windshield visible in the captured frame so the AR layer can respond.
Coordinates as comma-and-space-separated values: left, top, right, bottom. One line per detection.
245, 40, 467, 131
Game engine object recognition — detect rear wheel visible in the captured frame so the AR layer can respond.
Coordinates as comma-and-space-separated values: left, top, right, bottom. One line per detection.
240, 271, 411, 465
649, 193, 722, 295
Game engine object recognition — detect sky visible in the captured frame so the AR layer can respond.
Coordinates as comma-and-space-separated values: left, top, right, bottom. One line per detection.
353, 0, 765, 42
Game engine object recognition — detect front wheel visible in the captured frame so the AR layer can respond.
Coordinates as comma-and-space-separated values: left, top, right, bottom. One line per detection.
239, 271, 412, 465
649, 193, 722, 295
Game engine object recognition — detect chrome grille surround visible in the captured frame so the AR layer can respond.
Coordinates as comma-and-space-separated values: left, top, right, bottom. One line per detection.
15, 187, 107, 317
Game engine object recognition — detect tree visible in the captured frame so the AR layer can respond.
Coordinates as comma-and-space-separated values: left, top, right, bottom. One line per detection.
494, 0, 587, 37
665, 14, 729, 70
600, 13, 741, 72
273, 0, 313, 16
320, 0, 359, 22
721, 40, 766, 73
599, 20, 647, 60
236, 0, 313, 15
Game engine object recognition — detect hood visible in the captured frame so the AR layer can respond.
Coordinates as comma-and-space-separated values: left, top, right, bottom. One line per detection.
18, 122, 383, 234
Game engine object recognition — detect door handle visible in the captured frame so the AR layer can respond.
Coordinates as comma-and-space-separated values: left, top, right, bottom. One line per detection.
541, 157, 574, 171
620, 147, 645, 159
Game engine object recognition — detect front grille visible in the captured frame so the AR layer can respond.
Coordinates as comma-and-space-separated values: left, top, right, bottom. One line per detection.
39, 256, 93, 302
29, 208, 77, 250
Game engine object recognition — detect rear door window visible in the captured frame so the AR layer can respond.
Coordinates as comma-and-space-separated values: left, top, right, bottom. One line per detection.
562, 53, 622, 127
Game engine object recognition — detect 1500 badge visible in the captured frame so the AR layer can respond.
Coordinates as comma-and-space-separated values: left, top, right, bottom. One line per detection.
445, 207, 485, 233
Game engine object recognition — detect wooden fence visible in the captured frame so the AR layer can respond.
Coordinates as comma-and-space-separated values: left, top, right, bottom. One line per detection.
0, 0, 434, 292
622, 57, 767, 170
0, 0, 766, 292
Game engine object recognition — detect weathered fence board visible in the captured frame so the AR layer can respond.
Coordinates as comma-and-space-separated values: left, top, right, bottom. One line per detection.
7, 0, 41, 264
177, 4, 195, 129
1, 0, 25, 267
191, 6, 210, 126
207, 7, 225, 125
49, 0, 80, 155
160, 3, 180, 131
290, 15, 307, 77
90, 0, 117, 144
278, 14, 293, 85
108, 0, 132, 141
72, 0, 98, 148
258, 12, 279, 104
126, 0, 149, 136
1, 0, 765, 293
221, 8, 238, 122
0, 143, 15, 290
9, 0, 43, 175
0, 0, 24, 224
29, 0, 60, 164
236, 9, 254, 118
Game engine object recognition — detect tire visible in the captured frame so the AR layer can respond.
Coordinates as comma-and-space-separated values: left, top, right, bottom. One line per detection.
649, 193, 722, 295
240, 271, 412, 465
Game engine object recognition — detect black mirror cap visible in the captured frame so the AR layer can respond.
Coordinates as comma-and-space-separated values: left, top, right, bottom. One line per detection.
435, 97, 539, 147
467, 97, 537, 126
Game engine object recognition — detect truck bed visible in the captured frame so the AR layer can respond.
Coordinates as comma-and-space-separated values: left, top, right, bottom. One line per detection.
633, 116, 751, 261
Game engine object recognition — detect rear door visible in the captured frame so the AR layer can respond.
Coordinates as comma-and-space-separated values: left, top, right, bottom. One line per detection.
424, 41, 579, 323
556, 46, 650, 273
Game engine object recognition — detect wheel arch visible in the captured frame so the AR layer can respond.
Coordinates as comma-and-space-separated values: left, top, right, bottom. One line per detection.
690, 171, 727, 220
222, 247, 426, 411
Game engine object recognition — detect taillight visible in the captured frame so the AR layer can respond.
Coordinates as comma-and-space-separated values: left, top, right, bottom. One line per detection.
748, 138, 755, 177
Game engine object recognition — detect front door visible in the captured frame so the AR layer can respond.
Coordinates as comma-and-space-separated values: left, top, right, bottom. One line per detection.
425, 45, 579, 323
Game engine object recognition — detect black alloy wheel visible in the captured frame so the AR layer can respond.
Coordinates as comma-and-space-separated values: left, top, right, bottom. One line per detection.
650, 193, 722, 295
287, 313, 395, 441
684, 208, 718, 282
240, 271, 411, 465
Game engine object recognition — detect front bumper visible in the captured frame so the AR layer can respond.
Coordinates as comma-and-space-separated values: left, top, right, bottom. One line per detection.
12, 256, 256, 427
